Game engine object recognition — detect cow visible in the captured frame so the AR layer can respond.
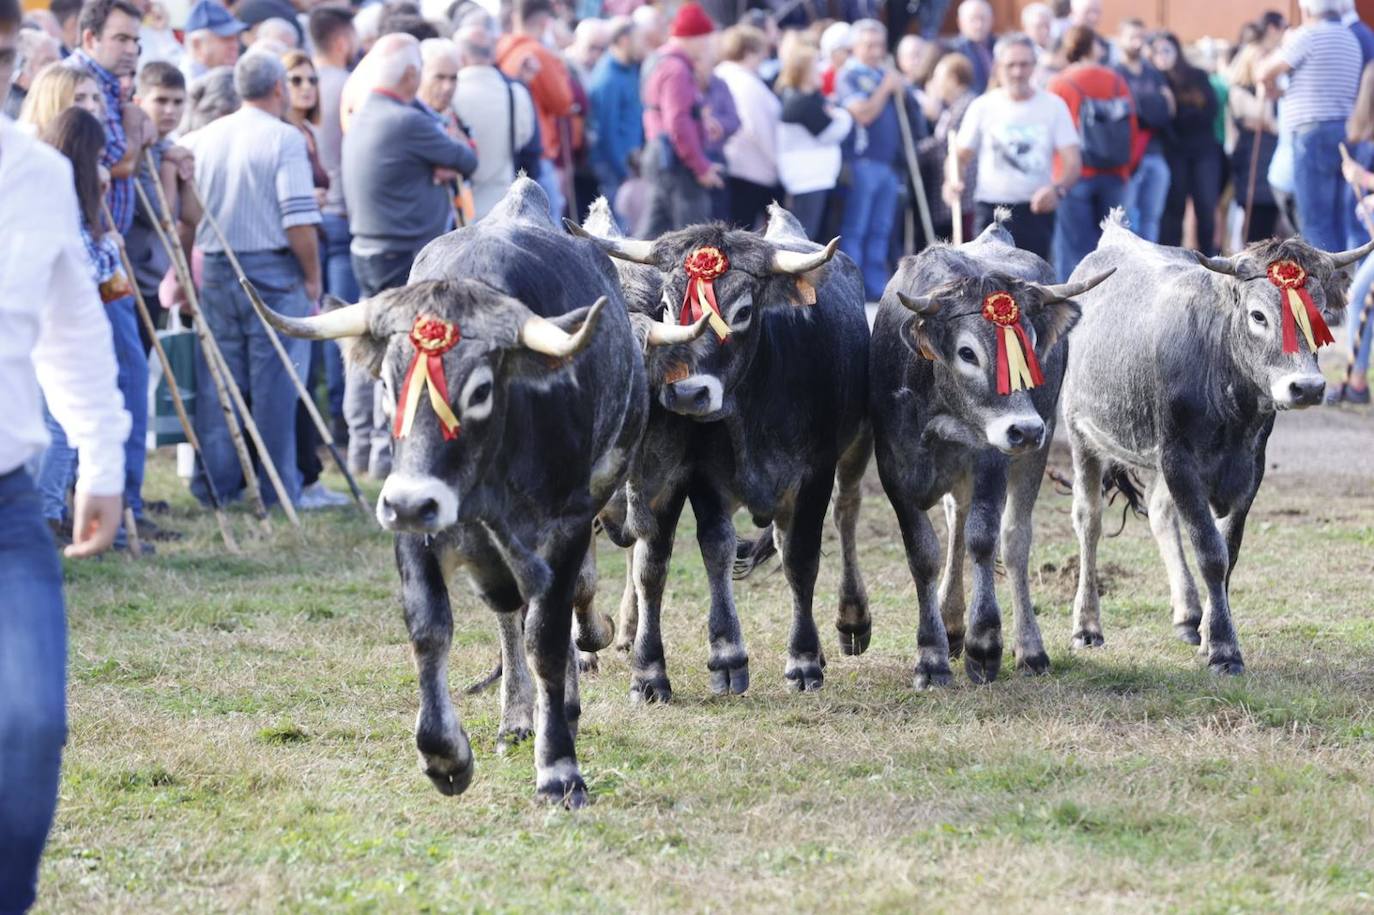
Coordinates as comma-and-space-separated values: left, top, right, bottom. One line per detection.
1061, 214, 1373, 674
870, 218, 1112, 686
568, 203, 871, 698
246, 179, 648, 807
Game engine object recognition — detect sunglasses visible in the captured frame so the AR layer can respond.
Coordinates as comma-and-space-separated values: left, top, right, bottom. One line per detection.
289, 74, 319, 86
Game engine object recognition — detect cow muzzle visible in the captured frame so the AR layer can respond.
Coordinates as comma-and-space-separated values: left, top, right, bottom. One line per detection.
1270, 373, 1326, 410
659, 374, 724, 418
985, 414, 1046, 455
376, 474, 459, 533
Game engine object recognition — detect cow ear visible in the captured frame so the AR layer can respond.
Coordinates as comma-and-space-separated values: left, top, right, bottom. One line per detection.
1031, 298, 1081, 353
1318, 264, 1351, 325
900, 314, 942, 361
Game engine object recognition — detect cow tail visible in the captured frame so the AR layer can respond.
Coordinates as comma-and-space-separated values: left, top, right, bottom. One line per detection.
733, 525, 779, 579
464, 659, 503, 694
1102, 464, 1148, 537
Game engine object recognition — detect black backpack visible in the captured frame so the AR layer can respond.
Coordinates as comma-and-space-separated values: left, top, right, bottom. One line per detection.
1067, 73, 1133, 171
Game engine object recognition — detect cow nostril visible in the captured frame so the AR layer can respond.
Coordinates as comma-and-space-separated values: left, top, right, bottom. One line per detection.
1006, 426, 1024, 445
416, 499, 439, 523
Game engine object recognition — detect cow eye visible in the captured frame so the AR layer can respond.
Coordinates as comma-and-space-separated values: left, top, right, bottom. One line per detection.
1250, 310, 1267, 326
468, 380, 492, 406
958, 346, 979, 365
732, 303, 754, 327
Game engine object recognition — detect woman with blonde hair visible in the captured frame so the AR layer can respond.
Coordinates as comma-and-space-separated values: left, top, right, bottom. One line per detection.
775, 39, 852, 241
280, 48, 328, 205
18, 62, 103, 132
1227, 41, 1279, 242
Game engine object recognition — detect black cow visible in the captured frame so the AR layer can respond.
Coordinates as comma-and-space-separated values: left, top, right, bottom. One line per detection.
249, 180, 648, 806
870, 219, 1110, 686
570, 204, 871, 697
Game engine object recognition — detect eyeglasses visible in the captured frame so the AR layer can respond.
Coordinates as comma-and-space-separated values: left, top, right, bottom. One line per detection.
289, 74, 319, 86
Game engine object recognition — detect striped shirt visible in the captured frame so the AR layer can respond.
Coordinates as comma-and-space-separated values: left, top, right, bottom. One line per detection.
1278, 19, 1361, 132
70, 51, 133, 234
179, 105, 321, 254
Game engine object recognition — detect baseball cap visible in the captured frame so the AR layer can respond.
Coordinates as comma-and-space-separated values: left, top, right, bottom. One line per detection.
184, 0, 248, 37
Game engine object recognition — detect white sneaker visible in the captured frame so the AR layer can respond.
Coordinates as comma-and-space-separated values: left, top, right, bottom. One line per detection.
299, 481, 351, 510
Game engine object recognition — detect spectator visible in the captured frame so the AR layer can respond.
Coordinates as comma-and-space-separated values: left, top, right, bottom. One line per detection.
1333, 66, 1374, 404
1114, 17, 1173, 242
950, 0, 994, 94
496, 0, 576, 218
50, 0, 81, 54
4, 27, 59, 118
138, 2, 184, 70
567, 17, 609, 86
776, 39, 852, 241
1153, 31, 1223, 255
950, 32, 1080, 262
916, 52, 976, 242
0, 9, 130, 911
453, 22, 536, 220
1069, 0, 1102, 31
1022, 2, 1054, 56
342, 34, 476, 479
896, 34, 935, 90
1257, 10, 1288, 51
282, 49, 328, 202
1342, 0, 1374, 68
235, 0, 305, 48
184, 65, 239, 132
631, 2, 667, 63
1228, 42, 1280, 242
179, 51, 323, 509
419, 38, 466, 138
180, 0, 246, 83
249, 17, 299, 51
638, 1, 723, 237
1048, 26, 1136, 279
587, 16, 643, 225
18, 61, 102, 128
716, 23, 779, 229
1259, 0, 1362, 253
838, 19, 906, 300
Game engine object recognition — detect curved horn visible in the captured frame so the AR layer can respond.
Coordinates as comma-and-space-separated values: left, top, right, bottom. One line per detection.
563, 218, 656, 264
1032, 267, 1117, 304
1191, 250, 1240, 276
1327, 237, 1374, 269
646, 312, 711, 347
519, 296, 607, 358
897, 291, 939, 315
241, 278, 369, 339
769, 237, 840, 275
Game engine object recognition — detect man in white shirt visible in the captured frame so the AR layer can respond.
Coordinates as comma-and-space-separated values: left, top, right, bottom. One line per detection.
454, 22, 535, 220
0, 2, 130, 908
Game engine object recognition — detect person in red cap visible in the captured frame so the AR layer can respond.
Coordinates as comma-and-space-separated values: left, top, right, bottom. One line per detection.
637, 1, 724, 237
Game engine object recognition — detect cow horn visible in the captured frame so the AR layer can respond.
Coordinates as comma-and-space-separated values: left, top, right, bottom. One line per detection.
1327, 237, 1374, 269
646, 312, 711, 347
519, 296, 606, 358
769, 237, 840, 275
1033, 267, 1117, 304
1192, 251, 1240, 276
563, 218, 656, 264
241, 278, 369, 339
897, 291, 940, 315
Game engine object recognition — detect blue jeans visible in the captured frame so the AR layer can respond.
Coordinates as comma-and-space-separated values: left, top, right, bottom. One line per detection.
35, 408, 76, 524
1292, 119, 1348, 253
320, 213, 356, 420
537, 158, 566, 221
107, 296, 147, 521
591, 161, 626, 232
840, 158, 900, 301
788, 189, 829, 243
1054, 174, 1126, 282
0, 469, 67, 915
1348, 254, 1374, 378
1124, 152, 1170, 243
191, 251, 309, 508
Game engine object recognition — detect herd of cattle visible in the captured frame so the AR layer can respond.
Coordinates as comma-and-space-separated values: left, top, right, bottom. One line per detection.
253, 178, 1372, 807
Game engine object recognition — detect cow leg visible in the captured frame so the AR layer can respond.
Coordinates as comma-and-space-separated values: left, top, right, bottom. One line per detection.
1003, 453, 1050, 675
397, 535, 473, 797
891, 495, 952, 689
690, 485, 751, 695
1160, 450, 1244, 675
1069, 439, 1106, 649
614, 560, 638, 652
965, 458, 1010, 684
564, 635, 582, 739
572, 536, 613, 658
494, 609, 534, 752
938, 480, 971, 658
834, 426, 873, 655
525, 527, 594, 807
780, 475, 831, 692
630, 489, 687, 703
1148, 481, 1204, 645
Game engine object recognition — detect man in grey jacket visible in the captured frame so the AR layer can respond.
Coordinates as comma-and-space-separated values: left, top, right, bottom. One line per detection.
340, 33, 477, 479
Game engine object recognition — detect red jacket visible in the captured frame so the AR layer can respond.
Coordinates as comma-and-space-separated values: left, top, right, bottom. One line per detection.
642, 49, 711, 179
1048, 64, 1139, 181
496, 33, 574, 160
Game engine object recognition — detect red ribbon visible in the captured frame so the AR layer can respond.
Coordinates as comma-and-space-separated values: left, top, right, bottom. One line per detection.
394, 315, 462, 441
681, 246, 731, 341
982, 292, 1044, 396
1266, 259, 1334, 354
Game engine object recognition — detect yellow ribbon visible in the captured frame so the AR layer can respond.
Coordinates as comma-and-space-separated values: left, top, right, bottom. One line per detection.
1285, 288, 1317, 352
696, 282, 732, 340
396, 356, 461, 440
1002, 325, 1036, 393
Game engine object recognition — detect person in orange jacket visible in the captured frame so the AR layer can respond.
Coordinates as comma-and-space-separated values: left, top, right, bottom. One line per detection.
496, 0, 574, 217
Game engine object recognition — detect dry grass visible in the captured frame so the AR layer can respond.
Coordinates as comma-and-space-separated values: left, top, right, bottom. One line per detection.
35, 424, 1374, 914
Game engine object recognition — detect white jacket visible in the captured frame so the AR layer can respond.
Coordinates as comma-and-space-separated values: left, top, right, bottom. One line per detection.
776, 105, 853, 196
716, 61, 782, 187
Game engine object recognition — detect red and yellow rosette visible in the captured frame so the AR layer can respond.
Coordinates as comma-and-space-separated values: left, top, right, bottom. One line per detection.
1266, 259, 1334, 354
982, 291, 1044, 396
681, 246, 732, 341
394, 314, 462, 441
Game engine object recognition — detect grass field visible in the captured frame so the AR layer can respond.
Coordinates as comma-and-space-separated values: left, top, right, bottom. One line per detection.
36, 409, 1374, 913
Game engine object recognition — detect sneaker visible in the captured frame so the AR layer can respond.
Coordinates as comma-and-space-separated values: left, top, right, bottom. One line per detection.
1348, 385, 1372, 405
299, 481, 351, 510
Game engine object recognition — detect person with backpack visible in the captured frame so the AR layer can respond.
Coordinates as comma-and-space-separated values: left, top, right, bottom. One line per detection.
1152, 30, 1223, 255
1048, 25, 1137, 280
454, 21, 539, 220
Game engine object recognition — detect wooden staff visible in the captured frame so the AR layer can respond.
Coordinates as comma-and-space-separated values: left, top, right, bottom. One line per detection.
102, 201, 240, 553
185, 184, 372, 519
948, 130, 964, 245
892, 64, 936, 249
123, 507, 143, 558
1241, 84, 1266, 245
1337, 142, 1374, 398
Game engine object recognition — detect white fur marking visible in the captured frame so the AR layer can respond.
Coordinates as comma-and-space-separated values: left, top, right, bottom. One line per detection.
377, 473, 459, 531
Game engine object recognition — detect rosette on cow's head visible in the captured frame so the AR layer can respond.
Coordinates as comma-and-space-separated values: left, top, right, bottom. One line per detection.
395, 314, 463, 441
1266, 259, 1335, 355
681, 246, 732, 341
981, 291, 1044, 396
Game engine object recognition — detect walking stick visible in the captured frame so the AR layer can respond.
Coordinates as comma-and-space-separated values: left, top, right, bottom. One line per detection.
1241, 84, 1266, 245
103, 202, 240, 553
185, 184, 372, 519
559, 116, 578, 222
948, 130, 964, 245
893, 68, 937, 250
1337, 142, 1374, 398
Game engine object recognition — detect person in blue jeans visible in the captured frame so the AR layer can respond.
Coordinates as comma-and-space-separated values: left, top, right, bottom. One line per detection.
838, 19, 906, 302
1115, 17, 1172, 243
1331, 137, 1374, 404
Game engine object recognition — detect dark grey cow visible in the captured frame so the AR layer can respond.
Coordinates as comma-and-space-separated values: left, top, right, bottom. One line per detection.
871, 220, 1111, 686
249, 180, 647, 806
571, 203, 871, 697
1062, 214, 1372, 674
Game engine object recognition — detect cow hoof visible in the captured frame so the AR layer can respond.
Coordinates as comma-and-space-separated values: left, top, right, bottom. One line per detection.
537, 772, 589, 810
417, 725, 474, 796
1071, 629, 1105, 649
425, 762, 474, 797
946, 630, 965, 659
784, 655, 824, 692
913, 660, 953, 690
496, 727, 533, 754
575, 612, 615, 654
837, 620, 872, 656
578, 651, 599, 674
709, 662, 750, 696
964, 641, 1002, 685
1174, 622, 1202, 645
630, 671, 673, 704
1207, 652, 1245, 676
1015, 650, 1051, 676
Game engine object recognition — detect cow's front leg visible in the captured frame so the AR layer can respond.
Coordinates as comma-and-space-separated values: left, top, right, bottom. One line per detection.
891, 495, 951, 689
779, 475, 831, 692
630, 488, 686, 702
1003, 454, 1050, 675
572, 535, 613, 657
1069, 435, 1106, 648
1147, 481, 1204, 645
525, 527, 594, 807
833, 427, 872, 655
965, 457, 1009, 684
1160, 448, 1244, 675
690, 485, 750, 695
494, 609, 534, 752
938, 481, 970, 657
397, 535, 473, 796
